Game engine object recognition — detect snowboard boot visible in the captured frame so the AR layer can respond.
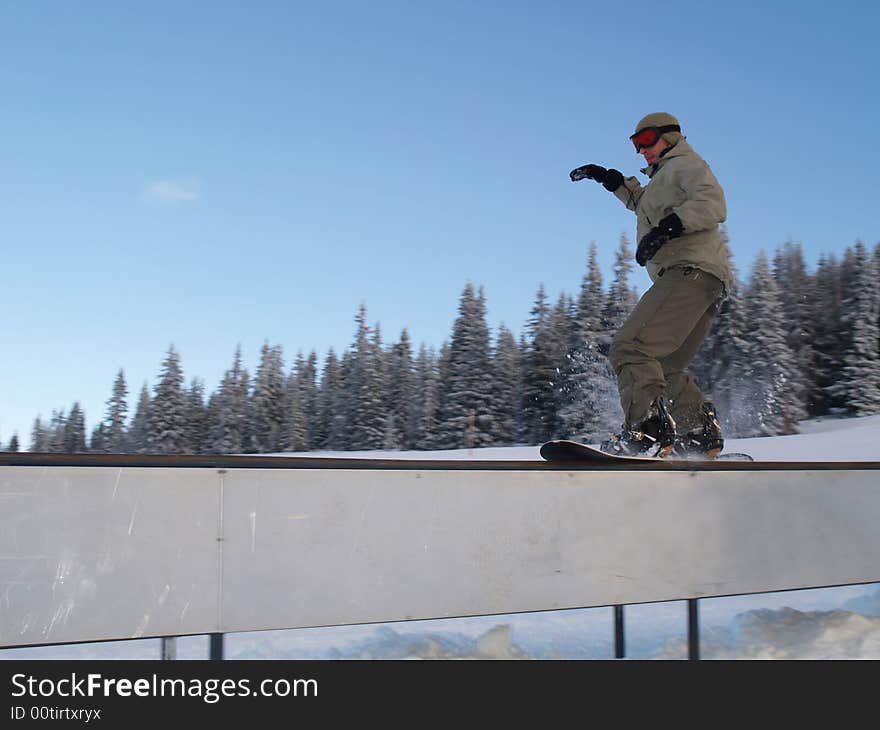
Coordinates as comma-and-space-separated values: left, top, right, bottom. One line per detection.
600, 396, 677, 458
673, 401, 724, 458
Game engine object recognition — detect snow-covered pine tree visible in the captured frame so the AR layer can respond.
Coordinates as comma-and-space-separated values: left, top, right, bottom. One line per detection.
48, 409, 67, 453
128, 384, 151, 453
822, 250, 861, 414
740, 251, 798, 435
368, 324, 394, 451
830, 241, 880, 415
315, 349, 342, 450
89, 423, 108, 452
520, 284, 556, 444
207, 346, 250, 454
806, 254, 843, 415
280, 359, 307, 452
412, 344, 439, 449
335, 350, 355, 450
347, 305, 386, 450
301, 350, 319, 450
385, 329, 417, 450
772, 240, 812, 424
204, 391, 219, 452
30, 417, 49, 452
602, 233, 638, 334
432, 342, 451, 445
102, 369, 128, 453
246, 342, 286, 453
555, 242, 621, 442
545, 292, 576, 437
515, 333, 529, 442
434, 283, 495, 449
63, 402, 87, 453
186, 378, 208, 454
6, 433, 19, 452
491, 324, 522, 445
147, 345, 189, 454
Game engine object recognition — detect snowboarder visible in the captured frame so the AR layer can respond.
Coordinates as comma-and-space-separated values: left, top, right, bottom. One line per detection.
569, 112, 732, 457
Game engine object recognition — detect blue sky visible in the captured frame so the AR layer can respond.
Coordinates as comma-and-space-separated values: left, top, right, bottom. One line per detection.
1, 0, 877, 445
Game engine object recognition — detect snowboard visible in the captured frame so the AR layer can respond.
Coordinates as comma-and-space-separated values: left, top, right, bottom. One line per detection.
539, 439, 754, 463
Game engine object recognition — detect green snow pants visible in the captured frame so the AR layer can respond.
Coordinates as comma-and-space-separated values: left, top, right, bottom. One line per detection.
609, 265, 724, 432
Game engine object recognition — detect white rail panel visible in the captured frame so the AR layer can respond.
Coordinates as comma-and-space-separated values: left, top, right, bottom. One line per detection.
1, 463, 877, 646
0, 467, 220, 647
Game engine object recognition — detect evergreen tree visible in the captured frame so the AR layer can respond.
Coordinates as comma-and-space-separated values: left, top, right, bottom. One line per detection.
30, 417, 49, 452
603, 233, 638, 333
246, 342, 286, 453
772, 240, 812, 424
434, 283, 495, 448
831, 241, 880, 415
89, 423, 108, 452
520, 284, 555, 443
301, 350, 319, 449
147, 345, 189, 454
556, 242, 621, 442
315, 349, 343, 450
7, 433, 19, 452
64, 402, 87, 453
412, 344, 439, 449
186, 378, 208, 454
103, 369, 129, 453
491, 325, 522, 445
807, 254, 845, 415
546, 292, 576, 436
740, 251, 798, 435
208, 346, 250, 454
278, 350, 319, 451
335, 350, 356, 450
372, 324, 392, 450
433, 342, 451, 445
385, 329, 418, 449
348, 305, 386, 450
48, 409, 67, 453
281, 353, 308, 452
128, 384, 151, 453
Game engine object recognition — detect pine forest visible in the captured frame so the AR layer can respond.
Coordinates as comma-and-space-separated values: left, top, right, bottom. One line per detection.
13, 234, 880, 455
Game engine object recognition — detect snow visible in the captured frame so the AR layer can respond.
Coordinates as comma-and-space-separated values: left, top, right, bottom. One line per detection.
293, 413, 880, 463
1, 414, 878, 660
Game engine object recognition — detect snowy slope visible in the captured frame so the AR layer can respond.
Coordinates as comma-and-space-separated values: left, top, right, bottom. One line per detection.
291, 414, 880, 463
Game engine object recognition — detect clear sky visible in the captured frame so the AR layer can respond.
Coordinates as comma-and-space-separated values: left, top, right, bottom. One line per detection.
1, 0, 877, 446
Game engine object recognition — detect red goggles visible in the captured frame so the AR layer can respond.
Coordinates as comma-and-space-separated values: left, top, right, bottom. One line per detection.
630, 124, 681, 152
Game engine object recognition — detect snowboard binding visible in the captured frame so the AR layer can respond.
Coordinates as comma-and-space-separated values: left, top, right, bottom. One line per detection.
600, 396, 677, 458
671, 402, 725, 459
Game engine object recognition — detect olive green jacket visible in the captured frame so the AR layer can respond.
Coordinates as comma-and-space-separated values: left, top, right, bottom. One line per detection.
612, 138, 732, 293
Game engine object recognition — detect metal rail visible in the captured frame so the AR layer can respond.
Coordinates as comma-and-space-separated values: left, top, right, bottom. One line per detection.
2, 451, 879, 471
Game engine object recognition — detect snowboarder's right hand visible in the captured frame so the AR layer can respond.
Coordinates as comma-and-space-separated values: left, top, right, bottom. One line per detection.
569, 164, 623, 192
569, 163, 605, 182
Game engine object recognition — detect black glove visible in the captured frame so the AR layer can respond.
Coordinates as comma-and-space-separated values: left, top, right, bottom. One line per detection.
635, 213, 684, 266
569, 164, 624, 192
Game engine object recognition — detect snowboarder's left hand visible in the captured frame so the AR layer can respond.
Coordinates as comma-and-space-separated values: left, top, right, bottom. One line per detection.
636, 213, 684, 266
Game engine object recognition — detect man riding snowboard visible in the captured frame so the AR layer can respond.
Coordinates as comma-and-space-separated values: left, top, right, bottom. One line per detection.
570, 112, 732, 457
